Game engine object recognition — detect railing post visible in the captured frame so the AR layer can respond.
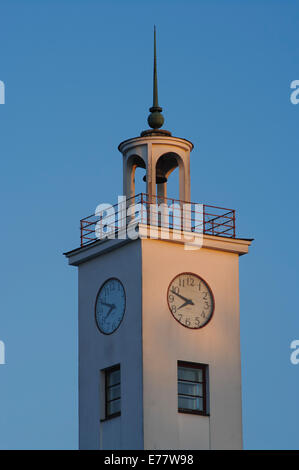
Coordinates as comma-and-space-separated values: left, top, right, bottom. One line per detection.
141, 193, 145, 225
233, 210, 236, 238
145, 193, 150, 227
142, 192, 145, 223
203, 205, 206, 234
80, 220, 83, 247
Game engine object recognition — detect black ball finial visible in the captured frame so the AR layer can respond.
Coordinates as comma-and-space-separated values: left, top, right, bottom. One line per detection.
148, 106, 164, 129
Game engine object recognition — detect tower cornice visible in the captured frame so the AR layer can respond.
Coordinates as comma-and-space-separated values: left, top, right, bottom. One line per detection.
64, 232, 252, 267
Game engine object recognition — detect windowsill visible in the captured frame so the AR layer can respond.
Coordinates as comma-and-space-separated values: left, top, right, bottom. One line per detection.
100, 412, 121, 422
178, 409, 210, 417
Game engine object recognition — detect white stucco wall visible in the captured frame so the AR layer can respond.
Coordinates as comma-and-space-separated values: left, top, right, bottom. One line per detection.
141, 238, 243, 450
78, 240, 143, 450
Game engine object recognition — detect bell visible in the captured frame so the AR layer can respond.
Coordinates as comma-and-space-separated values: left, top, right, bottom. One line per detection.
143, 169, 167, 184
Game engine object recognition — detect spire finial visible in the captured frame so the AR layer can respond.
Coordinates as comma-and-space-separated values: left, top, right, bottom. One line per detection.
147, 26, 164, 130
153, 25, 158, 108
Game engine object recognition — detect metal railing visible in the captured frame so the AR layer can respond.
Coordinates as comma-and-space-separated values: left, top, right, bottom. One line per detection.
80, 193, 236, 247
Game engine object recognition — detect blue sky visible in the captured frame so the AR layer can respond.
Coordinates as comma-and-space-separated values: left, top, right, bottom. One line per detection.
0, 0, 298, 449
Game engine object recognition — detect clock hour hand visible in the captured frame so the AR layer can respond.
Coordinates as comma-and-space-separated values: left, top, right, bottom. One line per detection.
171, 289, 194, 305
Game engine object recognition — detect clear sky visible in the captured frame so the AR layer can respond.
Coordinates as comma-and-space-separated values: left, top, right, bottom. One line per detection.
0, 0, 298, 450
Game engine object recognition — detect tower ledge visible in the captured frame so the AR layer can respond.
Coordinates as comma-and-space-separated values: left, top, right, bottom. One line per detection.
64, 228, 252, 267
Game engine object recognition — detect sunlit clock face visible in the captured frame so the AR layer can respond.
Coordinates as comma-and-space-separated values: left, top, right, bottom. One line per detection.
167, 273, 214, 329
95, 278, 126, 334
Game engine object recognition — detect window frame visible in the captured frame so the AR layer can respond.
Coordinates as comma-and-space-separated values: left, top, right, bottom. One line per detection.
177, 361, 209, 416
104, 364, 121, 420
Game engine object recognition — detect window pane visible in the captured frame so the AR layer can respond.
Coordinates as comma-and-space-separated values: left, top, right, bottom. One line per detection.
178, 395, 203, 412
178, 366, 202, 383
107, 369, 120, 387
107, 398, 121, 416
107, 384, 120, 401
178, 381, 203, 397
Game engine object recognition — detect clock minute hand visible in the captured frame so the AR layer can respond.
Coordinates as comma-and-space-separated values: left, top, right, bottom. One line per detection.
171, 289, 194, 304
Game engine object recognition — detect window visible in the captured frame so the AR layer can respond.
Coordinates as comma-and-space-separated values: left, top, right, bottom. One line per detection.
178, 361, 209, 415
105, 365, 121, 419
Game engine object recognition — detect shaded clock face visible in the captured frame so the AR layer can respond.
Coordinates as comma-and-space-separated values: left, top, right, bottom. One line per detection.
167, 273, 214, 329
95, 278, 126, 334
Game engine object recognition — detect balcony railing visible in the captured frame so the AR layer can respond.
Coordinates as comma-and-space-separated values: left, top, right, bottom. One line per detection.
80, 193, 236, 247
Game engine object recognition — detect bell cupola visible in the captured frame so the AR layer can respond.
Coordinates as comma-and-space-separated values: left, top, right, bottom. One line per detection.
118, 27, 193, 203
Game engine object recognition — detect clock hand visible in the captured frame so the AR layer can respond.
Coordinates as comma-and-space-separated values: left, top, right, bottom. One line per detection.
99, 301, 116, 318
177, 299, 194, 310
100, 301, 114, 308
171, 289, 194, 305
106, 304, 116, 318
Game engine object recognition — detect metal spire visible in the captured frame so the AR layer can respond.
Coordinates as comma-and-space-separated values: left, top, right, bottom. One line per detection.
153, 25, 159, 108
147, 26, 164, 130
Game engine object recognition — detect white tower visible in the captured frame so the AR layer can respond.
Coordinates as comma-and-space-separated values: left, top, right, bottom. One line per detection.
65, 29, 252, 450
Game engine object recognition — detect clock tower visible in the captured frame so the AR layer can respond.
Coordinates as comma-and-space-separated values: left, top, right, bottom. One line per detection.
64, 29, 252, 450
